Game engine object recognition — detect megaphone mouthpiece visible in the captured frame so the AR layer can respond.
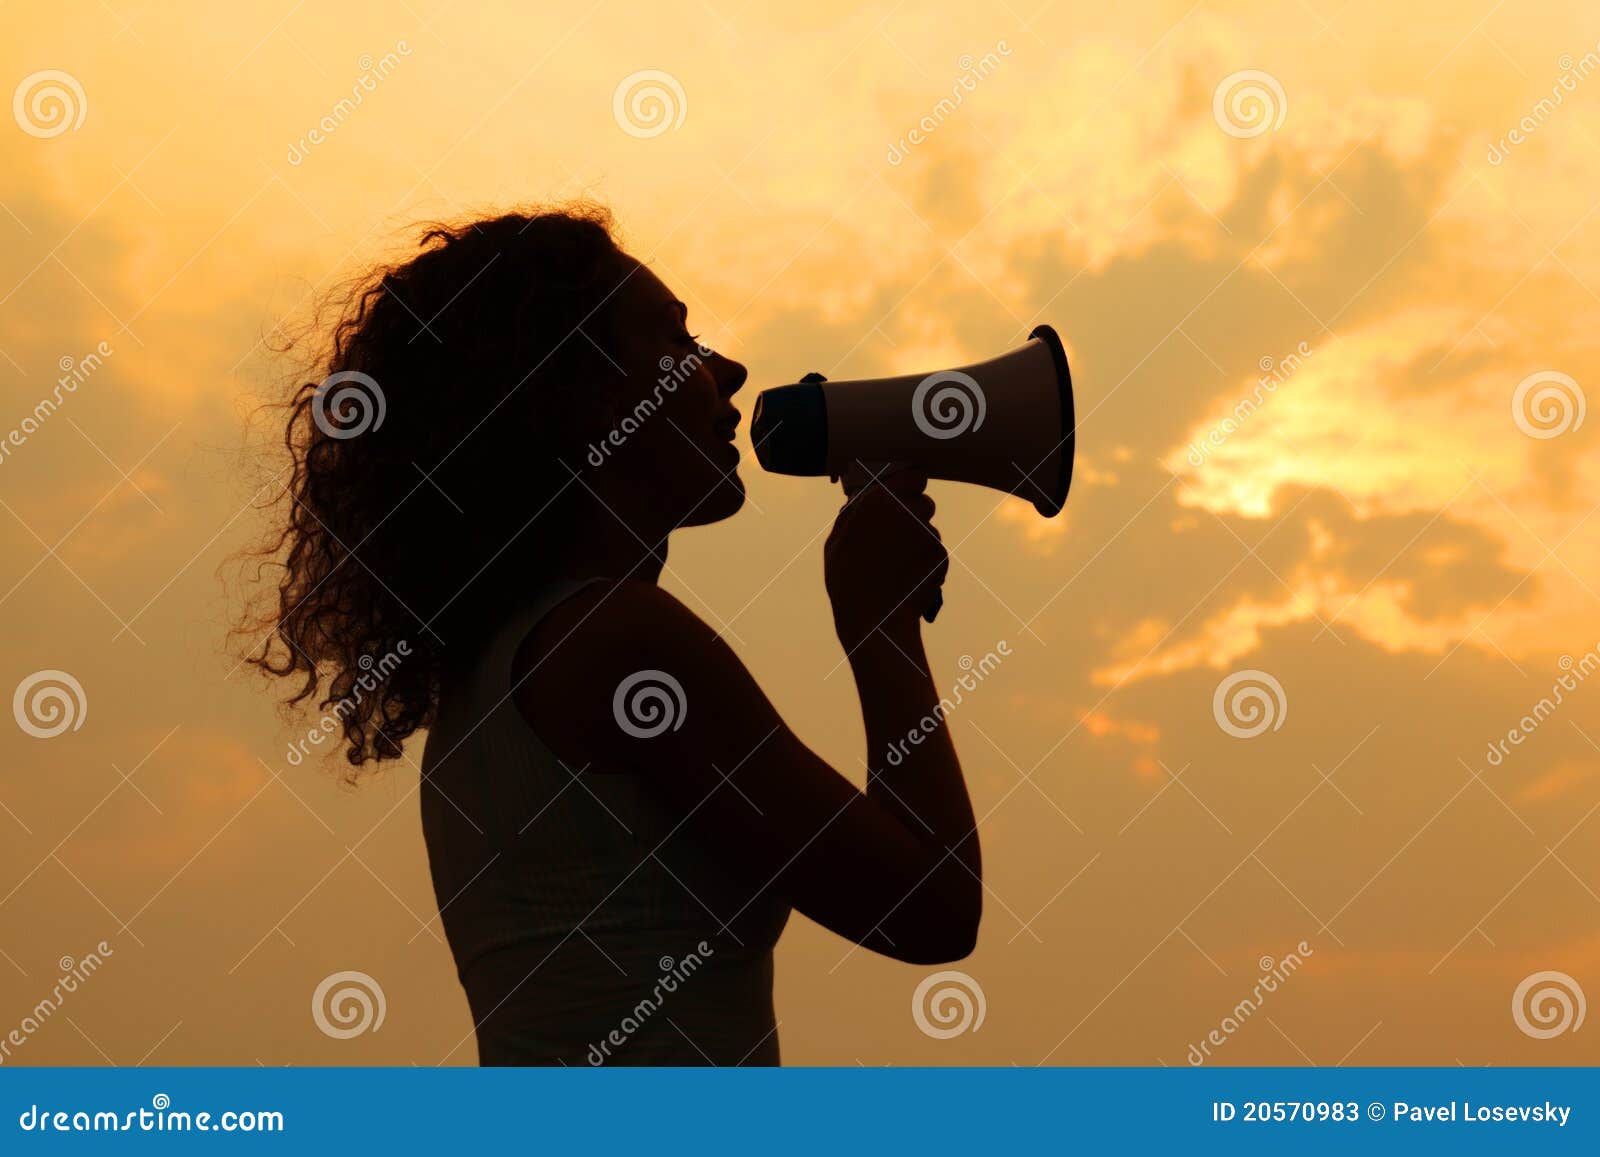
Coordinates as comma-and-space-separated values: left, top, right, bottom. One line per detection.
749, 375, 830, 476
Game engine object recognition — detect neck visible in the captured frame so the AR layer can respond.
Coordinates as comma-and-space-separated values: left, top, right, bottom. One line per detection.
552, 498, 668, 586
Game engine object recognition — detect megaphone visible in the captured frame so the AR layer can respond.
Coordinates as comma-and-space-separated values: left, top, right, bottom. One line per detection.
750, 324, 1074, 515
750, 325, 1074, 622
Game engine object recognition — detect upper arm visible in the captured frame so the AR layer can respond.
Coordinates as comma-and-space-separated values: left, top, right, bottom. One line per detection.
514, 579, 976, 964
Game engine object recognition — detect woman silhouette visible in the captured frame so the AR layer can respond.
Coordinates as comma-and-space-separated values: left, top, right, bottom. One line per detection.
249, 204, 981, 1065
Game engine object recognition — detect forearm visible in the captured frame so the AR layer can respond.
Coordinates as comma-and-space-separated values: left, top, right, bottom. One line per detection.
849, 624, 982, 884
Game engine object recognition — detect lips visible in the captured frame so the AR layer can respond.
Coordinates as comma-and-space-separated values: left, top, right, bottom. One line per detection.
713, 411, 741, 442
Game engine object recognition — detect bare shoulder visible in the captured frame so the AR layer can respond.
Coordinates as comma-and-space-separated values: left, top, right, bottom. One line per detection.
511, 578, 733, 768
524, 578, 711, 667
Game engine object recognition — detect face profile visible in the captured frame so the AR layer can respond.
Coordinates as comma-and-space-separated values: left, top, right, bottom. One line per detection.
583, 262, 749, 532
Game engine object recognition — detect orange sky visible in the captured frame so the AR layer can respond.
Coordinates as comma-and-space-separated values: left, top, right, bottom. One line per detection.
2, 0, 1597, 1066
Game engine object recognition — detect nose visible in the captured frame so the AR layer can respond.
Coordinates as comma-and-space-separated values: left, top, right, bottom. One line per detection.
712, 351, 747, 399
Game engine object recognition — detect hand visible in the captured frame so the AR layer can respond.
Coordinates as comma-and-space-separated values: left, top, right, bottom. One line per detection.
824, 465, 949, 654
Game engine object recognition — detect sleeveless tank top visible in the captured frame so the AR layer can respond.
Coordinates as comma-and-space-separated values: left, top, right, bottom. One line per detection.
419, 577, 791, 1065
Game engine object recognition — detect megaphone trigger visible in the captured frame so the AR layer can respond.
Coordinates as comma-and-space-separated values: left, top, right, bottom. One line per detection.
836, 459, 898, 499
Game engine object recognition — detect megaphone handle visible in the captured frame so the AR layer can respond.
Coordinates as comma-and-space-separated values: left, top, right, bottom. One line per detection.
802, 363, 944, 624
834, 458, 945, 625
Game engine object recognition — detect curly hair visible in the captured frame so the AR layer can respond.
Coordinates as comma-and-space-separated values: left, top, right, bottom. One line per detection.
241, 202, 634, 774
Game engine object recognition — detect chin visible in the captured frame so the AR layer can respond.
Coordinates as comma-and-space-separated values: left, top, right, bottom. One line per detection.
680, 471, 746, 527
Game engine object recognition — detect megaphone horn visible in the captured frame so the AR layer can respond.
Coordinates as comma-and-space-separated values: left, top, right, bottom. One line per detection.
750, 324, 1075, 517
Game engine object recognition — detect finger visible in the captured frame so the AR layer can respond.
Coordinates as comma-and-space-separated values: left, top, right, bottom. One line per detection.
881, 469, 929, 494
838, 480, 876, 512
870, 483, 933, 522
